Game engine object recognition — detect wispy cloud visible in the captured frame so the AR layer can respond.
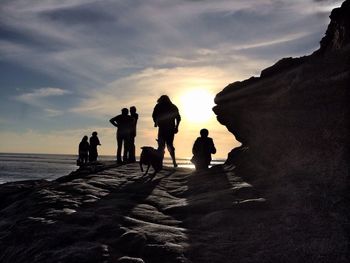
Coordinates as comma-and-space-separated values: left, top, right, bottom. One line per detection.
14, 87, 71, 116
0, 0, 341, 88
15, 87, 70, 104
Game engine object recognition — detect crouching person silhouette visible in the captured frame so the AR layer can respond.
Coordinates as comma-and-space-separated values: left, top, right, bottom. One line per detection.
191, 129, 216, 171
77, 135, 89, 166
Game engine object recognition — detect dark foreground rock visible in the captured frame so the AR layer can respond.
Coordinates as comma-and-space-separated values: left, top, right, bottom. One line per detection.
0, 161, 347, 263
214, 1, 350, 262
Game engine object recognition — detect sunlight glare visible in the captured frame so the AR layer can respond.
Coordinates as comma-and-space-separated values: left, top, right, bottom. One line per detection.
180, 89, 215, 123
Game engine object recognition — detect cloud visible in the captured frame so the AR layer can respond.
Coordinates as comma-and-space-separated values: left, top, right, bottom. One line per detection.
0, 0, 338, 88
14, 87, 71, 116
16, 87, 70, 103
0, 0, 342, 156
313, 0, 339, 2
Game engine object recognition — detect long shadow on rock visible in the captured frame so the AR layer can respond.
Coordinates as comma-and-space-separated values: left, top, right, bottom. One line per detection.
0, 165, 173, 263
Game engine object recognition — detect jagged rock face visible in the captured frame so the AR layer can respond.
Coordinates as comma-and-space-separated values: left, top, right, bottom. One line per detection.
214, 0, 349, 188
319, 0, 350, 52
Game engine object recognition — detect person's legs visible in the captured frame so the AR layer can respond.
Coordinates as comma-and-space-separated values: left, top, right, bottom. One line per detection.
122, 136, 129, 162
90, 148, 97, 162
157, 131, 166, 164
166, 133, 177, 167
129, 136, 136, 162
157, 134, 166, 152
117, 136, 123, 163
82, 154, 88, 164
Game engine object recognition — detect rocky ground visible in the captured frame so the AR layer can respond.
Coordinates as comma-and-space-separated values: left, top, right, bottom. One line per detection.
0, 162, 347, 263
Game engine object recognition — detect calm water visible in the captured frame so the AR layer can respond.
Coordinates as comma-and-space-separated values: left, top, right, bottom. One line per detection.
0, 153, 225, 184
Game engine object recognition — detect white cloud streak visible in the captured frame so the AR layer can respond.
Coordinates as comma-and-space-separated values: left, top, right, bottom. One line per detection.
14, 87, 71, 116
15, 87, 70, 103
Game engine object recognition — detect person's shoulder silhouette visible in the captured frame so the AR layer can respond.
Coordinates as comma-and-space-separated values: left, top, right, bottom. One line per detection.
153, 95, 180, 127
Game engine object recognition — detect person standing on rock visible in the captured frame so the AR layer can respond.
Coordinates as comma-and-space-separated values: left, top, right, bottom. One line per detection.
152, 95, 181, 167
109, 108, 134, 164
129, 106, 138, 163
191, 128, 216, 170
78, 135, 89, 166
89, 131, 101, 162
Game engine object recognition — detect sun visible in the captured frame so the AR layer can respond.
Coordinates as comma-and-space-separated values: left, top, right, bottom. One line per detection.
179, 89, 215, 123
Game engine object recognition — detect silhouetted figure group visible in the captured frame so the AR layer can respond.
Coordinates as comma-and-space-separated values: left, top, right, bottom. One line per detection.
78, 132, 101, 166
77, 95, 217, 171
109, 106, 138, 164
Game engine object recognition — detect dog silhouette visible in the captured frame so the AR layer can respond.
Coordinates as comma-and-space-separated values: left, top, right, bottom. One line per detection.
139, 146, 164, 175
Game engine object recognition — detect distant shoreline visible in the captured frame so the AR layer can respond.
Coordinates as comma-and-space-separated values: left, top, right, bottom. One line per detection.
0, 152, 226, 184
0, 152, 227, 161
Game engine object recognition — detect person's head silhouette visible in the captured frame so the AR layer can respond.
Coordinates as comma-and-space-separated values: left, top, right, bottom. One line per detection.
157, 95, 171, 104
82, 135, 88, 142
121, 108, 129, 115
130, 106, 137, 114
92, 131, 98, 136
200, 128, 209, 138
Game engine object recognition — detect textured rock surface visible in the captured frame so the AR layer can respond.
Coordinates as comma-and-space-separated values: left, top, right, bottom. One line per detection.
214, 1, 349, 261
0, 163, 266, 263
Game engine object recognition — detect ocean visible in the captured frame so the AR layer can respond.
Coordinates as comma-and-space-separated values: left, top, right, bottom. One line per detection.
0, 153, 225, 184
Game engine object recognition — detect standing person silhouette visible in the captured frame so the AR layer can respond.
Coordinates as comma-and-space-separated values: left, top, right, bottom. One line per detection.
78, 135, 89, 166
129, 106, 138, 163
152, 95, 181, 167
89, 131, 101, 162
109, 108, 133, 164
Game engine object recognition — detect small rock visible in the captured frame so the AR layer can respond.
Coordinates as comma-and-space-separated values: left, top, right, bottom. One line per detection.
117, 256, 145, 263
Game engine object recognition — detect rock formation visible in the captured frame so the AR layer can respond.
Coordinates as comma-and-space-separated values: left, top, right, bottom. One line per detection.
214, 0, 349, 192
214, 1, 349, 260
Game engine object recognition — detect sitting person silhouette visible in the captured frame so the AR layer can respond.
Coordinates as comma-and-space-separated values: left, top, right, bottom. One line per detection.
89, 131, 101, 162
191, 129, 216, 171
78, 135, 89, 166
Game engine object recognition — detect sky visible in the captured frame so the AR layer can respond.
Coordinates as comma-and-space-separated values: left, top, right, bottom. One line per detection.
0, 0, 343, 159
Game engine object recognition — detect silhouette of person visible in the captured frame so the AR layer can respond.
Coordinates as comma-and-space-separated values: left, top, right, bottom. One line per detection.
191, 128, 216, 171
78, 135, 89, 166
152, 95, 181, 167
129, 106, 138, 163
110, 108, 134, 163
89, 131, 101, 162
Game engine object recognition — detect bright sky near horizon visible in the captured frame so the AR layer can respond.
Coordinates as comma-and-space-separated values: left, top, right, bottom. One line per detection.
0, 0, 342, 159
